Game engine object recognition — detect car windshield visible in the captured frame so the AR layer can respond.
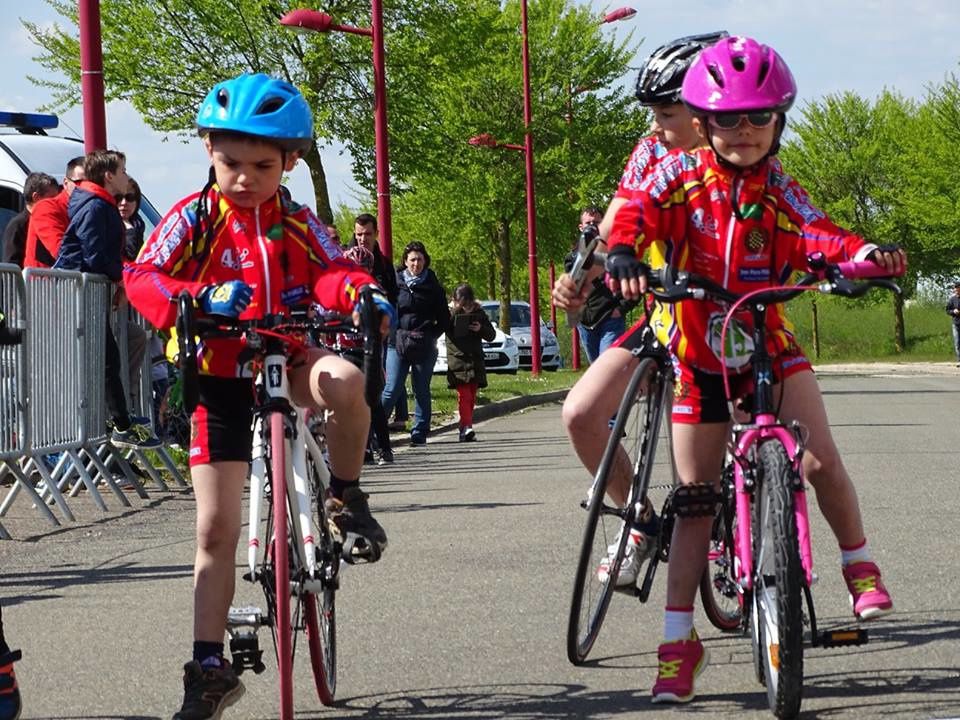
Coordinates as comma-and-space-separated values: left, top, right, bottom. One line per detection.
483, 303, 533, 327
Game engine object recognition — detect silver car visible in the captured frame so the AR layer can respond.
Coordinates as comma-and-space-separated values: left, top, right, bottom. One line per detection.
480, 300, 561, 371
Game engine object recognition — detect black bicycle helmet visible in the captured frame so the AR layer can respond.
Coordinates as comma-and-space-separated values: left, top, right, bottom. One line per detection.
634, 31, 730, 105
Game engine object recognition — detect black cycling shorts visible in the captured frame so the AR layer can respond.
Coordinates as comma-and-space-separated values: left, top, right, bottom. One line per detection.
189, 376, 256, 466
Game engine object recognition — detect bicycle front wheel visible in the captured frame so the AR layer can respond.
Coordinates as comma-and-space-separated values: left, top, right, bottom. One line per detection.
269, 411, 295, 719
304, 451, 337, 705
752, 440, 804, 719
567, 357, 669, 665
700, 465, 744, 632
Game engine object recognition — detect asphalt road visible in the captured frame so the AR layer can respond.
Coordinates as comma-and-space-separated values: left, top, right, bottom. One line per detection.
1, 368, 959, 719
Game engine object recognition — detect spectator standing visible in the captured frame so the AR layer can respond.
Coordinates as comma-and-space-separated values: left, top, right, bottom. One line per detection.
446, 283, 496, 442
118, 176, 146, 261
23, 156, 85, 269
381, 241, 449, 446
947, 282, 960, 366
2, 172, 59, 267
325, 223, 348, 251
570, 205, 627, 363
343, 243, 394, 464
54, 150, 158, 449
352, 213, 408, 425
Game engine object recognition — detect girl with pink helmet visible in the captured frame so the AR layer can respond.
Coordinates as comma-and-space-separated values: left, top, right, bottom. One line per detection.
555, 35, 905, 704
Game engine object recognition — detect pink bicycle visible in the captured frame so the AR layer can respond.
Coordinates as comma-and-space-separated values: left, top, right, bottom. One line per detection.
685, 254, 902, 718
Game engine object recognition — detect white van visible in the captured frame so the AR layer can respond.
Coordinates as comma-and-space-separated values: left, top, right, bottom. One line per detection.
0, 110, 161, 241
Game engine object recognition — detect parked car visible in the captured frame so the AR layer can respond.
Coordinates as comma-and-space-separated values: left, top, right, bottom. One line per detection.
0, 111, 161, 241
434, 323, 519, 375
480, 300, 561, 371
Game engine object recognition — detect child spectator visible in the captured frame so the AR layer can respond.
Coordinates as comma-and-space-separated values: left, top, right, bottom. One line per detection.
445, 283, 495, 441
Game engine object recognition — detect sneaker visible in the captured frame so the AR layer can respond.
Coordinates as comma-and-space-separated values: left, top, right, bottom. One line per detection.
111, 422, 162, 449
172, 660, 244, 720
0, 651, 22, 720
387, 420, 407, 432
651, 630, 709, 704
129, 414, 152, 427
364, 449, 375, 465
459, 427, 476, 442
842, 561, 893, 620
325, 486, 388, 554
376, 448, 394, 465
409, 435, 427, 447
596, 527, 655, 588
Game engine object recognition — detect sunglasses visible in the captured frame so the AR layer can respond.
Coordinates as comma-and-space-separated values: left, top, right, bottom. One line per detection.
114, 193, 138, 203
708, 111, 777, 130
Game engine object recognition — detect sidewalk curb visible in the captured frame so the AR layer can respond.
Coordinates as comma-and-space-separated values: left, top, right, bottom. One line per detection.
390, 388, 570, 446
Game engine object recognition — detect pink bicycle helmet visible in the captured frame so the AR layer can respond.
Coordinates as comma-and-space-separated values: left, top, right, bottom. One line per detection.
681, 36, 796, 114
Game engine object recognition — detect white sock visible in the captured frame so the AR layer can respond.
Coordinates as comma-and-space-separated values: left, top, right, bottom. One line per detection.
663, 607, 694, 642
840, 539, 872, 567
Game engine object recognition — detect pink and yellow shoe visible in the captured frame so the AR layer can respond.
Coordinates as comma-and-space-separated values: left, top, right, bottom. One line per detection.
843, 561, 893, 620
651, 630, 709, 704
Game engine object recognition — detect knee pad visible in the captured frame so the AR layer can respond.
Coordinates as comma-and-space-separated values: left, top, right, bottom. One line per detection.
671, 483, 720, 518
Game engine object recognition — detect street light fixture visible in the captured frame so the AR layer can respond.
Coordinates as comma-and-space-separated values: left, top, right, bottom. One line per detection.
280, 4, 394, 262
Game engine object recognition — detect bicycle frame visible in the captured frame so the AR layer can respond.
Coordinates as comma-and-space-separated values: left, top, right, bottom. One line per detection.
727, 302, 814, 592
246, 351, 330, 586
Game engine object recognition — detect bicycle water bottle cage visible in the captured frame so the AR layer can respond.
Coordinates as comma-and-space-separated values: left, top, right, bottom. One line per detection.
671, 484, 720, 518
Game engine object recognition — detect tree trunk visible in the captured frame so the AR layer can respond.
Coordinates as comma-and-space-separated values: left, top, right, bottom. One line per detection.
302, 143, 333, 223
496, 217, 512, 331
893, 291, 906, 353
487, 231, 496, 300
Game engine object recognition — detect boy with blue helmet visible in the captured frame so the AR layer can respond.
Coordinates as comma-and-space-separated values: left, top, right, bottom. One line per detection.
126, 73, 394, 720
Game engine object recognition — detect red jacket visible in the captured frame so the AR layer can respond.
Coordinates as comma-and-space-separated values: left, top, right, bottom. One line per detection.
24, 190, 70, 268
125, 187, 378, 378
608, 148, 877, 373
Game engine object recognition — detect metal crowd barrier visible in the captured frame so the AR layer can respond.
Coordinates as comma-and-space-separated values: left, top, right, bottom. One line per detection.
0, 266, 187, 538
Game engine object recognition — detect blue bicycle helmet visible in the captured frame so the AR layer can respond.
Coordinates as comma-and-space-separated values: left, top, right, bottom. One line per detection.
196, 73, 314, 153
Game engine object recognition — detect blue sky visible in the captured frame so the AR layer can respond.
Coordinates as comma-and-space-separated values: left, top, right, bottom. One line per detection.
3, 1, 959, 215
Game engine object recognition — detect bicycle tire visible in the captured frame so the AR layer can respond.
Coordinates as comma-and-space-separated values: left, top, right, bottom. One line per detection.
567, 356, 668, 665
700, 465, 744, 632
270, 411, 295, 720
304, 450, 337, 705
752, 440, 804, 719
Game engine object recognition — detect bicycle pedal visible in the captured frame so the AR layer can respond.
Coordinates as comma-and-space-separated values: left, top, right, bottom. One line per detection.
227, 605, 264, 629
814, 627, 868, 648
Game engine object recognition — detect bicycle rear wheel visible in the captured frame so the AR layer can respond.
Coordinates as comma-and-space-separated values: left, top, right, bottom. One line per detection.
269, 411, 295, 719
752, 440, 804, 719
700, 464, 744, 632
567, 357, 670, 665
304, 450, 337, 705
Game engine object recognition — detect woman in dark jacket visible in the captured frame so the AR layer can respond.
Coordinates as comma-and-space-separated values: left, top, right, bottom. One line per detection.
380, 241, 449, 445
446, 283, 496, 441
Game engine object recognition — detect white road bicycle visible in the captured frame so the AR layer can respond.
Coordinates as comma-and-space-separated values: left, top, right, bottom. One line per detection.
176, 288, 382, 717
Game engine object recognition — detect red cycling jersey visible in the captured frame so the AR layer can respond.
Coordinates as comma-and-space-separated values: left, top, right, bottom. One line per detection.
608, 147, 877, 374
125, 187, 378, 378
614, 135, 670, 200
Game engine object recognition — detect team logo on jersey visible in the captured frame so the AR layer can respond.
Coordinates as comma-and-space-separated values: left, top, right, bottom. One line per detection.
674, 380, 690, 401
281, 285, 309, 306
691, 208, 719, 239
745, 227, 767, 253
220, 247, 254, 271
267, 223, 283, 241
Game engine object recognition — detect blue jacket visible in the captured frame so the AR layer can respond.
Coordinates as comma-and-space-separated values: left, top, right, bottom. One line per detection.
54, 182, 123, 281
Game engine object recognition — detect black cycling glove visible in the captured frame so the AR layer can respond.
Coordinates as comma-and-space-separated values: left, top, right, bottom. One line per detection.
604, 245, 649, 283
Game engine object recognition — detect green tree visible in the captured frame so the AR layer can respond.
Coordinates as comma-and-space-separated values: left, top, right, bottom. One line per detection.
780, 91, 922, 351
23, 0, 458, 222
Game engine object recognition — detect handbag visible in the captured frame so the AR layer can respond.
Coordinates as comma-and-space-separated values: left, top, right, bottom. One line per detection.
395, 328, 432, 361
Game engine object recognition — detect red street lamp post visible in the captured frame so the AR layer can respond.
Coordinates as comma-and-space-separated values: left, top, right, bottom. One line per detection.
280, 4, 394, 262
78, 0, 107, 152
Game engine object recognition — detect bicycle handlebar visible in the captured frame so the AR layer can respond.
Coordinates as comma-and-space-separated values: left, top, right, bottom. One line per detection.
640, 255, 903, 308
176, 287, 384, 414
